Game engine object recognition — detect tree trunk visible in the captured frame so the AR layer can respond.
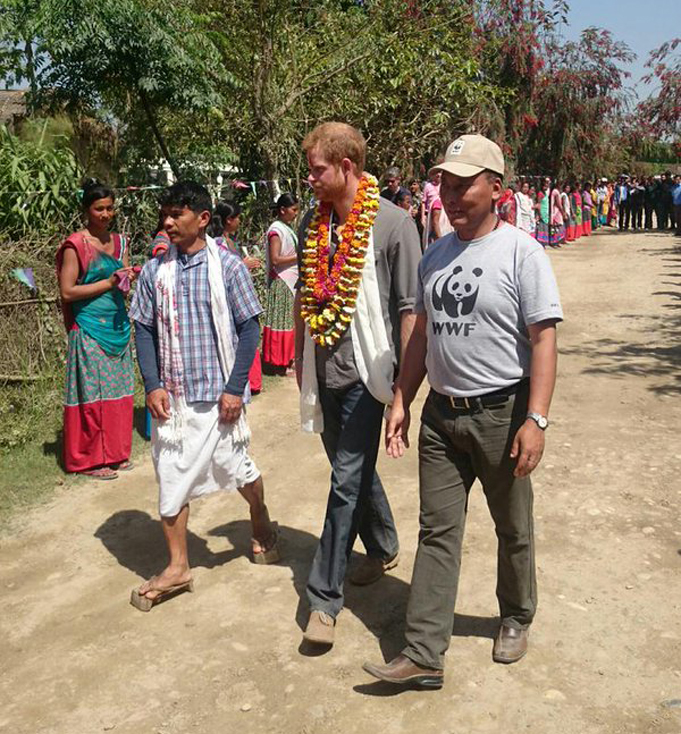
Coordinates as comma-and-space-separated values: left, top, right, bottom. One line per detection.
24, 39, 37, 101
138, 89, 180, 178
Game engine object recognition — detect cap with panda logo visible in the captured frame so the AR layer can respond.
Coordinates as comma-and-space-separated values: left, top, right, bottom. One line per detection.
429, 134, 505, 179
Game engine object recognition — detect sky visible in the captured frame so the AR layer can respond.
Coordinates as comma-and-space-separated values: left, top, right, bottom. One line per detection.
561, 0, 681, 99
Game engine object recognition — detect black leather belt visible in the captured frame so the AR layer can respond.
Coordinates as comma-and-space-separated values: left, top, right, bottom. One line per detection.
432, 379, 528, 411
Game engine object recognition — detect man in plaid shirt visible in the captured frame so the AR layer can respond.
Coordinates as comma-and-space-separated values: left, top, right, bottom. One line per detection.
132, 232, 261, 404
129, 182, 280, 612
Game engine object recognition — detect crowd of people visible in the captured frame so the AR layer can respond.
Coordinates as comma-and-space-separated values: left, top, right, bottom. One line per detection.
381, 167, 681, 249
54, 123, 677, 689
56, 182, 303, 482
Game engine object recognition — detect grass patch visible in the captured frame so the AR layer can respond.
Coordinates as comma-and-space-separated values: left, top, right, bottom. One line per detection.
0, 392, 149, 533
0, 438, 72, 531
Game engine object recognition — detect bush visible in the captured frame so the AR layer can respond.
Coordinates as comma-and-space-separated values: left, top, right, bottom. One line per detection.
0, 124, 82, 238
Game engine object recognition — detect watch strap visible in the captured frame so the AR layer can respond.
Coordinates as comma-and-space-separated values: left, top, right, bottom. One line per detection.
526, 412, 549, 430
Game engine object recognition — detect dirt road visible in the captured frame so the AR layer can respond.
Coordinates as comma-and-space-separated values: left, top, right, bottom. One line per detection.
2, 229, 681, 734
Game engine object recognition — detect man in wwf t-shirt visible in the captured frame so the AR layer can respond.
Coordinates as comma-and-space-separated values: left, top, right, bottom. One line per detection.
363, 134, 563, 689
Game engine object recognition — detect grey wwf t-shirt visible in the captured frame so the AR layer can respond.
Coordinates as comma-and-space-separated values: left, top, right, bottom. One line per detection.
415, 224, 563, 397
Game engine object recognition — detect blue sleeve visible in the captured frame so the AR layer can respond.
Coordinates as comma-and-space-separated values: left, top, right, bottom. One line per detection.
134, 320, 162, 394
224, 316, 260, 396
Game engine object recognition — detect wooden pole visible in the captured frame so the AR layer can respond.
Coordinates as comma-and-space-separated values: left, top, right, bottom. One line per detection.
0, 374, 44, 382
0, 297, 58, 308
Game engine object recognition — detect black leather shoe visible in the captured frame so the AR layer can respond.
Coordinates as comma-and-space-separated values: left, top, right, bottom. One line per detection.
493, 624, 529, 664
362, 654, 444, 689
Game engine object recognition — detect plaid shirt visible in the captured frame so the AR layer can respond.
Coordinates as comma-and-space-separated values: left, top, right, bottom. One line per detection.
130, 246, 262, 403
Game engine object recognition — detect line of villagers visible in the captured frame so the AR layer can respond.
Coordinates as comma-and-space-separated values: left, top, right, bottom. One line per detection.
57, 124, 564, 690
389, 164, 681, 250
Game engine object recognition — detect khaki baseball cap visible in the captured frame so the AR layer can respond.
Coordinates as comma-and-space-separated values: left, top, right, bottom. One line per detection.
429, 134, 505, 179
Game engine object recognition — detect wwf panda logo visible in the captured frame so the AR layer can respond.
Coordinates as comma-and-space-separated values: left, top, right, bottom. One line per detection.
449, 139, 466, 156
432, 266, 483, 318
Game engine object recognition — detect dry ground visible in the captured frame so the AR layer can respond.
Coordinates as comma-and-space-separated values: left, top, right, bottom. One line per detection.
2, 228, 681, 734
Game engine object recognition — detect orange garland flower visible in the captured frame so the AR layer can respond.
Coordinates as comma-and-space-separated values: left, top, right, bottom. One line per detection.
300, 174, 380, 346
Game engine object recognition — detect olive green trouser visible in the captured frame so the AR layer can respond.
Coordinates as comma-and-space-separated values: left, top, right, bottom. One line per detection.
402, 387, 537, 671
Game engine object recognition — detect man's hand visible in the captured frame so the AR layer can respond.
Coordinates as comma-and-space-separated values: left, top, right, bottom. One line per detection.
385, 400, 411, 459
510, 420, 545, 477
219, 392, 243, 424
146, 388, 170, 420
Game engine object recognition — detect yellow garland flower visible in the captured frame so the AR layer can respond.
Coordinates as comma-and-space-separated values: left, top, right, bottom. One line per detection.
300, 174, 380, 346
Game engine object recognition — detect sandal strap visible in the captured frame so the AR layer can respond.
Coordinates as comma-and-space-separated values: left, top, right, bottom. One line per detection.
81, 467, 117, 478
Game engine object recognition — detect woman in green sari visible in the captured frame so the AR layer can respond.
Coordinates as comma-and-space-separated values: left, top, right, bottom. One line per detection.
56, 179, 137, 479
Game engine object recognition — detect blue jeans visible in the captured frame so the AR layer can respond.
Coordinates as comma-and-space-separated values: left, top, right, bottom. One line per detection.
306, 381, 399, 618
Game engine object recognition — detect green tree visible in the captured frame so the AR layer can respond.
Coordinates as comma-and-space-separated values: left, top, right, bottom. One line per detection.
198, 0, 499, 185
0, 0, 44, 97
34, 0, 223, 177
474, 0, 568, 169
0, 122, 81, 236
342, 0, 501, 175
3, 0, 505, 188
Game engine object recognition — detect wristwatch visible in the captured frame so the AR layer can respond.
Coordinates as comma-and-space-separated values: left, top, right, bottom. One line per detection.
526, 412, 549, 430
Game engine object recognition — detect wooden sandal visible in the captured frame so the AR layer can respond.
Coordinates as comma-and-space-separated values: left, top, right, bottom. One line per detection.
252, 522, 280, 565
130, 579, 194, 612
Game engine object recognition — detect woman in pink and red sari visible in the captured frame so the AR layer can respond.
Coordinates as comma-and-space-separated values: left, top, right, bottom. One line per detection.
497, 186, 517, 225
56, 180, 137, 479
572, 184, 583, 238
262, 193, 299, 372
582, 183, 593, 236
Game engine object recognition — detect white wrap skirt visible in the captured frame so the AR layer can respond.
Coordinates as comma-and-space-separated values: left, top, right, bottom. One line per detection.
152, 401, 260, 517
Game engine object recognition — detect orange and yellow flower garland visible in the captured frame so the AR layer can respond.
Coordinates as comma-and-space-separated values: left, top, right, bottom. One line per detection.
300, 174, 380, 346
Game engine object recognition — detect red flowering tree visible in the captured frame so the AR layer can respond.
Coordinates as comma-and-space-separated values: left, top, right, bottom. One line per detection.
519, 27, 635, 178
472, 2, 637, 177
638, 39, 681, 143
473, 0, 568, 168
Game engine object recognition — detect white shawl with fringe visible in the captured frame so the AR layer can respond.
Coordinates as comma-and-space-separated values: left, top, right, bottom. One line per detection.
300, 230, 394, 433
154, 236, 251, 446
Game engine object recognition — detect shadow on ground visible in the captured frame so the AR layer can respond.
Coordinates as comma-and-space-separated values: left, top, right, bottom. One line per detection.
133, 406, 148, 441
560, 239, 681, 394
95, 511, 498, 688
42, 430, 63, 467
95, 513, 412, 663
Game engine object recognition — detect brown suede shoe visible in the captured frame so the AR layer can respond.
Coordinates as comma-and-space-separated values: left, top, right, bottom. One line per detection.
363, 654, 444, 689
348, 552, 399, 586
492, 624, 529, 664
303, 610, 335, 646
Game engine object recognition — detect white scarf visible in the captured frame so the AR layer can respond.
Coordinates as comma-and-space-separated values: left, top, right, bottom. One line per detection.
154, 235, 250, 447
265, 221, 298, 296
300, 230, 394, 433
